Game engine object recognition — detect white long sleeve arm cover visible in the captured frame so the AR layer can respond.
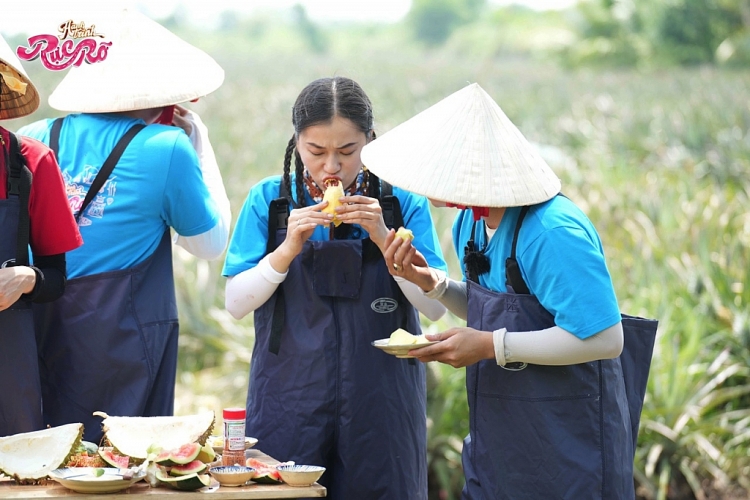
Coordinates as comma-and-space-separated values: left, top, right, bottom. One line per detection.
173, 110, 231, 260
423, 272, 623, 365
393, 276, 446, 321
225, 255, 287, 320
496, 322, 624, 366
434, 278, 469, 320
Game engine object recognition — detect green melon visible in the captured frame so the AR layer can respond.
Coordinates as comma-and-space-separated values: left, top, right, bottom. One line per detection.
196, 444, 216, 464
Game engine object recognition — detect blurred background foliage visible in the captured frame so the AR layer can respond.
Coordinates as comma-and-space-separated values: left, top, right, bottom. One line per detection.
4, 0, 750, 498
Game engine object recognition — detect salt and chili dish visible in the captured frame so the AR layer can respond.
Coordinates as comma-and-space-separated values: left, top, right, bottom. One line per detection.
207, 465, 256, 487
276, 465, 326, 487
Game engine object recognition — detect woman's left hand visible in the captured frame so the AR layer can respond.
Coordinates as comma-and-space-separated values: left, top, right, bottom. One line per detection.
408, 328, 495, 368
172, 105, 193, 136
334, 194, 389, 247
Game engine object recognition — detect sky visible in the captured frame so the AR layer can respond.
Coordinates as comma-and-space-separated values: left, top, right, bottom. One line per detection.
2, 0, 578, 35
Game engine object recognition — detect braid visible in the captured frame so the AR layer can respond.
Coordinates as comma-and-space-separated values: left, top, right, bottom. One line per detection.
283, 136, 295, 204
294, 150, 306, 208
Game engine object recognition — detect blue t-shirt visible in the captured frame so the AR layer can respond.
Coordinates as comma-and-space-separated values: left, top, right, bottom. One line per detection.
19, 114, 219, 278
452, 196, 621, 339
223, 175, 447, 277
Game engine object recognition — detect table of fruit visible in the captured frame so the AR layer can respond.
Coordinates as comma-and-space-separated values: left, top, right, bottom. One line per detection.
0, 413, 326, 499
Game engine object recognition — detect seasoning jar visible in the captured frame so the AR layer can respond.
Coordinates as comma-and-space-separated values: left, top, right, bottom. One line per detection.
222, 407, 246, 466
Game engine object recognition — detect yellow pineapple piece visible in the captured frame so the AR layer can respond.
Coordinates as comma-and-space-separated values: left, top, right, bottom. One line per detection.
395, 227, 414, 242
321, 181, 344, 227
388, 328, 417, 345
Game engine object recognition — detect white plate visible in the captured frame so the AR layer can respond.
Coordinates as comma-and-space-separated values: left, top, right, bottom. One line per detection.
207, 436, 259, 454
48, 468, 146, 494
371, 338, 438, 358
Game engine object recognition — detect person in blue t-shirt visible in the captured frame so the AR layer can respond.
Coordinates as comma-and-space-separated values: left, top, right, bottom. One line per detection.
361, 83, 657, 499
223, 76, 447, 500
17, 9, 231, 443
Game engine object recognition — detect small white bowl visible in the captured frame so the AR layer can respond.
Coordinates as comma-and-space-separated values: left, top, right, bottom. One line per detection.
276, 465, 326, 487
209, 466, 255, 487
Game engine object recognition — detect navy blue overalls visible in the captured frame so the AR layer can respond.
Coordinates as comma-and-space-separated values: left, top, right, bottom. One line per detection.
246, 182, 428, 499
461, 207, 657, 499
0, 130, 43, 437
33, 119, 179, 443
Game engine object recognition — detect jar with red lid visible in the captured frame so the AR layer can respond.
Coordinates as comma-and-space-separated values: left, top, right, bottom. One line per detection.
222, 407, 246, 466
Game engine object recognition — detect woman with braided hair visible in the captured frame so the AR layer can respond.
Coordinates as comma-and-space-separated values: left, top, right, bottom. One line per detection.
223, 76, 447, 499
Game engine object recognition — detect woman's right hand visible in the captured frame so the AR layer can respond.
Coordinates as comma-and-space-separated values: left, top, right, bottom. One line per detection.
382, 229, 437, 290
0, 266, 36, 312
271, 201, 333, 272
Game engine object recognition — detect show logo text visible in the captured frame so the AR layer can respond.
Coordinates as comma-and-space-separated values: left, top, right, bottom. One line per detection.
16, 20, 112, 71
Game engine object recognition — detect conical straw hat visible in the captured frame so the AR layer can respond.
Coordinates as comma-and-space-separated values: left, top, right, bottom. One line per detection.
361, 83, 561, 207
49, 9, 224, 113
0, 34, 39, 120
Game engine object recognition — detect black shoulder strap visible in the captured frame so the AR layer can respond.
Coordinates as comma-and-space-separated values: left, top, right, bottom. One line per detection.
267, 180, 291, 355
504, 206, 531, 294
266, 180, 290, 256
74, 124, 145, 223
7, 133, 32, 266
49, 117, 64, 159
379, 180, 404, 230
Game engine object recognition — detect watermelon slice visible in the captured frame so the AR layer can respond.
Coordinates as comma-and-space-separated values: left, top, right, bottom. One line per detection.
169, 460, 207, 476
98, 447, 129, 468
154, 443, 201, 467
245, 457, 282, 484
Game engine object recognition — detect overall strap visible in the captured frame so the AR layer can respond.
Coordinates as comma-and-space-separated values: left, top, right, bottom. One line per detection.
49, 117, 64, 159
379, 180, 404, 230
6, 133, 32, 266
266, 181, 290, 255
376, 180, 414, 364
362, 180, 405, 263
504, 206, 531, 295
267, 180, 291, 355
74, 124, 145, 223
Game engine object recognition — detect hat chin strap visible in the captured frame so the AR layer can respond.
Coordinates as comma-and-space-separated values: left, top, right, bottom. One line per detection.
445, 203, 489, 221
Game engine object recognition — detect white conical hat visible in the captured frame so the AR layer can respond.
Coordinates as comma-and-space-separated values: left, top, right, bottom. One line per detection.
0, 34, 39, 119
361, 83, 561, 207
49, 9, 224, 113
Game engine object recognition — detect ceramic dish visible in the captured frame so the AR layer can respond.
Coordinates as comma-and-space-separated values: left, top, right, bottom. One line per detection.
371, 338, 438, 358
276, 465, 326, 487
48, 467, 146, 494
207, 436, 259, 454
208, 465, 256, 487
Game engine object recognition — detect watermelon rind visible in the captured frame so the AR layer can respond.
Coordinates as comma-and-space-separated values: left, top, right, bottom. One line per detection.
156, 469, 210, 490
252, 473, 283, 484
169, 460, 207, 476
98, 447, 129, 468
